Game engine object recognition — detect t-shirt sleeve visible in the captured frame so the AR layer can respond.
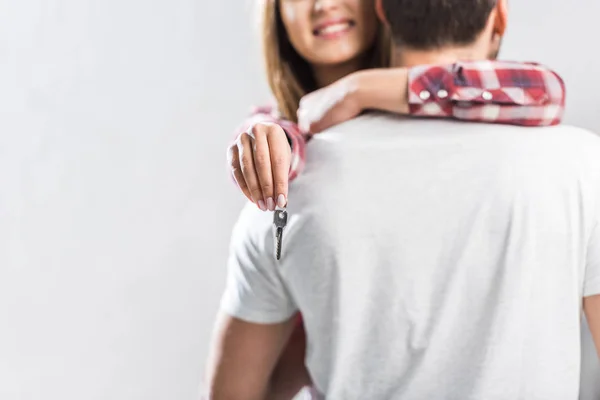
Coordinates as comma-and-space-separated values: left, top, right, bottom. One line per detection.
220, 206, 298, 323
585, 214, 600, 297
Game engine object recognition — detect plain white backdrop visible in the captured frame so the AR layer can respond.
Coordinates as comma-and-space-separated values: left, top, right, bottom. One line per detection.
0, 0, 598, 399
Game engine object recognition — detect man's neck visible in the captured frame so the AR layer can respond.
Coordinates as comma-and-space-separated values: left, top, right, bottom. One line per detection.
391, 45, 490, 68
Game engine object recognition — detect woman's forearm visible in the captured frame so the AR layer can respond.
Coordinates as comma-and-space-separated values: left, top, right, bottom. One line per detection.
352, 68, 410, 115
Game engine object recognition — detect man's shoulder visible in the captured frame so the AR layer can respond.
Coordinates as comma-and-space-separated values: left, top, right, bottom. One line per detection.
516, 124, 600, 160
518, 124, 599, 142
314, 113, 409, 140
548, 124, 600, 144
314, 116, 600, 149
230, 203, 273, 253
231, 200, 321, 268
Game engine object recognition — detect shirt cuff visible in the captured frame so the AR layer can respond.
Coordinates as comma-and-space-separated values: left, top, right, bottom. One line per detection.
584, 276, 600, 298
220, 297, 297, 324
407, 64, 455, 117
406, 61, 565, 126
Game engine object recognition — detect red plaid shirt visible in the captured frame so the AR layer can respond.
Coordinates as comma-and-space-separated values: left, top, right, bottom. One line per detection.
235, 61, 566, 182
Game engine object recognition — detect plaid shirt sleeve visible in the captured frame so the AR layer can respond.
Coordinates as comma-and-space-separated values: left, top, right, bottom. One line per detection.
232, 105, 306, 181
408, 60, 566, 126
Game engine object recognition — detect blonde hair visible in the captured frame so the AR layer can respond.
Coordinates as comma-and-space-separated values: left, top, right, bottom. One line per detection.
260, 0, 391, 122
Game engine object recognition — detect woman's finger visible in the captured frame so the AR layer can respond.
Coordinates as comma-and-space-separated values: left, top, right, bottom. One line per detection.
238, 133, 266, 211
227, 144, 253, 203
251, 125, 276, 211
266, 126, 291, 208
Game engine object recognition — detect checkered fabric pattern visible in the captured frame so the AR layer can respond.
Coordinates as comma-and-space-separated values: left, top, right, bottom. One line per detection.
408, 60, 565, 127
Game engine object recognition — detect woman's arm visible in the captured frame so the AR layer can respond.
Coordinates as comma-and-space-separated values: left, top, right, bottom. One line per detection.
229, 61, 566, 208
299, 61, 566, 133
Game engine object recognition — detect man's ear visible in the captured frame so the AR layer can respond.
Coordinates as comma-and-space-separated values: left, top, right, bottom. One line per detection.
494, 0, 508, 36
375, 0, 388, 25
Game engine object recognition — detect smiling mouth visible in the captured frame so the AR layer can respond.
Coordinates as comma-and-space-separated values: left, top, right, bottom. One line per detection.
313, 21, 356, 38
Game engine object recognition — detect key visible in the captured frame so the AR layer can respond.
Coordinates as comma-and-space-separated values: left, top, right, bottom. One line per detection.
273, 208, 288, 261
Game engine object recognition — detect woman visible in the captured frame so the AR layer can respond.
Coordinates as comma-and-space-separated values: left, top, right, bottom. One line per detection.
228, 0, 565, 397
228, 0, 565, 212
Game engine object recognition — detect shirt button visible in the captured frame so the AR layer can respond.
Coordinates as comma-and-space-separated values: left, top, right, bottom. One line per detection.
419, 90, 431, 100
482, 91, 493, 101
437, 89, 449, 99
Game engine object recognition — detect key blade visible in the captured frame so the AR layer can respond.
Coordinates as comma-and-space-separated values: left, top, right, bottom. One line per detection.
273, 209, 287, 261
275, 228, 283, 260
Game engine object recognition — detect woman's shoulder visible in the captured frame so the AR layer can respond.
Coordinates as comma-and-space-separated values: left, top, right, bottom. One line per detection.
249, 101, 282, 119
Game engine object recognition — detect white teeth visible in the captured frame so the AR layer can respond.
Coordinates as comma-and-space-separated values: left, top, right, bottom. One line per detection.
318, 22, 351, 35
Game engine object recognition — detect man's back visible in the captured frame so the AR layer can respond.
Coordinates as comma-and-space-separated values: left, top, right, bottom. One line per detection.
222, 115, 600, 399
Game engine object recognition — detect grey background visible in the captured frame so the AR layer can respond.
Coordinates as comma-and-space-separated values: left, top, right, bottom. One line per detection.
0, 0, 598, 399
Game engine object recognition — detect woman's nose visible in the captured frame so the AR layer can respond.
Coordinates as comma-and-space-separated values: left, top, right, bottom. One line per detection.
313, 0, 341, 13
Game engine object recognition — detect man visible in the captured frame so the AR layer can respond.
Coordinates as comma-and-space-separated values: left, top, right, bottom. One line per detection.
206, 0, 600, 398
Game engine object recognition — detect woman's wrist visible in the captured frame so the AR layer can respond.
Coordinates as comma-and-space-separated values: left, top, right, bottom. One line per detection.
352, 68, 410, 115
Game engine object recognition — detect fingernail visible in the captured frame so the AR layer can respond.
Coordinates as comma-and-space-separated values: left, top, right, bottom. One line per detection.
258, 200, 267, 211
266, 197, 275, 211
277, 194, 286, 208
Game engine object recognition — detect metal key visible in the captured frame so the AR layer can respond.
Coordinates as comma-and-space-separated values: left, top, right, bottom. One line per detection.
273, 208, 288, 260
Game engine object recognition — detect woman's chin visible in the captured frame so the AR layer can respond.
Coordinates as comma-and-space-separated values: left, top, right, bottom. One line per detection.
311, 52, 363, 68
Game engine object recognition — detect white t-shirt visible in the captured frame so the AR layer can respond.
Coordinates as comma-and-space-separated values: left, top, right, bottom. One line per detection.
221, 115, 600, 400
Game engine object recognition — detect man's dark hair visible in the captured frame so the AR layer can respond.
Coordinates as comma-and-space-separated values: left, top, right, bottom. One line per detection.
380, 0, 497, 49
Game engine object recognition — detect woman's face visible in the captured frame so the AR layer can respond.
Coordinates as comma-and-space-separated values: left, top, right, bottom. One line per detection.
279, 0, 380, 67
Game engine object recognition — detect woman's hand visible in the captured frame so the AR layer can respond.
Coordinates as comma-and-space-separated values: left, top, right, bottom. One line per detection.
227, 122, 291, 211
298, 68, 410, 134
